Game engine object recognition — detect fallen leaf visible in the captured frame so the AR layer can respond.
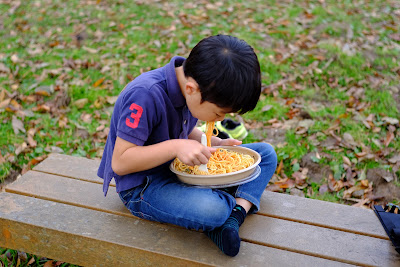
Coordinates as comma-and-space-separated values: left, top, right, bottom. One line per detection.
106, 95, 118, 104
265, 184, 283, 192
382, 175, 393, 183
360, 179, 369, 187
32, 104, 51, 113
352, 198, 370, 207
0, 98, 11, 109
276, 160, 283, 175
96, 124, 105, 131
343, 184, 366, 199
11, 54, 19, 63
15, 142, 28, 156
94, 96, 105, 109
388, 155, 400, 164
34, 85, 54, 96
0, 62, 10, 73
319, 184, 329, 194
43, 260, 55, 267
261, 104, 273, 112
342, 156, 351, 166
27, 257, 35, 265
275, 178, 295, 189
12, 115, 26, 134
383, 131, 394, 147
44, 146, 64, 154
93, 77, 105, 87
82, 46, 99, 53
343, 132, 358, 147
27, 128, 37, 147
389, 33, 400, 41
73, 98, 88, 109
381, 117, 399, 125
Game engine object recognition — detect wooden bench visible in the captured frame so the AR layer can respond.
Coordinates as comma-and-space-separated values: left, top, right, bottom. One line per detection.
1, 153, 399, 266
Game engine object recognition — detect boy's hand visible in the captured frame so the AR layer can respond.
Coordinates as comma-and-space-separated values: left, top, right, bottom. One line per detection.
176, 140, 217, 166
216, 138, 242, 146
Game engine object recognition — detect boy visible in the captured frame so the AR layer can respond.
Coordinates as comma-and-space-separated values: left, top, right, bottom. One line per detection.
98, 35, 277, 257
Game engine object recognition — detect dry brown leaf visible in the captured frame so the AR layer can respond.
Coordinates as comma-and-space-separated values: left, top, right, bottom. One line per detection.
276, 160, 283, 175
0, 89, 6, 102
34, 85, 54, 96
32, 104, 51, 113
360, 179, 369, 187
319, 184, 329, 194
275, 178, 295, 189
352, 198, 370, 207
12, 115, 26, 135
93, 77, 105, 87
383, 131, 394, 147
0, 62, 10, 73
106, 95, 118, 104
381, 117, 399, 125
27, 257, 35, 265
262, 104, 273, 112
82, 46, 99, 53
96, 124, 105, 132
43, 260, 55, 267
73, 98, 88, 109
0, 98, 11, 109
266, 184, 283, 192
388, 155, 400, 164
342, 156, 351, 166
15, 142, 28, 156
27, 133, 37, 147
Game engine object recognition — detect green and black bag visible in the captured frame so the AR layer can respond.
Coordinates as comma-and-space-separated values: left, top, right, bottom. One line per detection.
374, 204, 400, 254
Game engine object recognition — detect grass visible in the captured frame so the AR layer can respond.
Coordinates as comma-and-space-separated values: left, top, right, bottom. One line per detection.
0, 0, 399, 265
0, 247, 79, 267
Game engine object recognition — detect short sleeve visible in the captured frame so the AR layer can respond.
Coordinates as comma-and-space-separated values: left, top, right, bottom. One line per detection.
116, 88, 158, 146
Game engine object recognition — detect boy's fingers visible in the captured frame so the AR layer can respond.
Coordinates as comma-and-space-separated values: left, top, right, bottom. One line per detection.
208, 147, 217, 154
222, 139, 242, 146
198, 154, 209, 165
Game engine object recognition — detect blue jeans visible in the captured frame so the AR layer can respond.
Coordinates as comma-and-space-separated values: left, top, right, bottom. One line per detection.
118, 142, 277, 231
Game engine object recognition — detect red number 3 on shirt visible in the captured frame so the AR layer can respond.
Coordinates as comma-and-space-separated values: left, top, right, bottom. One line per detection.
126, 103, 143, 129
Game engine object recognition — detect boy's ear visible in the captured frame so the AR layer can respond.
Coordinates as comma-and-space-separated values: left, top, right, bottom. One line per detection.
185, 81, 200, 95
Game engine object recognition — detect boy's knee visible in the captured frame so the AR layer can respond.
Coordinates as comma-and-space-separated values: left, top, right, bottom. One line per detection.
260, 143, 277, 164
195, 197, 231, 229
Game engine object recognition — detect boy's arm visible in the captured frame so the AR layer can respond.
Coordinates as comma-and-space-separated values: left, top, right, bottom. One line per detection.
111, 137, 216, 176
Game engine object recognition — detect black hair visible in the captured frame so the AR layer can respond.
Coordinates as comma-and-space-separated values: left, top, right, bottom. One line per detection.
183, 34, 261, 114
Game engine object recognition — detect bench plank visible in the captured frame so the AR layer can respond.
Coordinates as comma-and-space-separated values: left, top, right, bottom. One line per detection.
6, 170, 398, 266
242, 215, 400, 266
33, 153, 111, 185
5, 171, 130, 217
0, 193, 350, 267
258, 192, 387, 239
33, 154, 388, 239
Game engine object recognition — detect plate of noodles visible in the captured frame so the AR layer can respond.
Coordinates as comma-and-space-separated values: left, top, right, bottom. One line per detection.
170, 146, 261, 187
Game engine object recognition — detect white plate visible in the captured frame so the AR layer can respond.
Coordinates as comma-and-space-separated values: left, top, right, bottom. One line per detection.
170, 146, 261, 186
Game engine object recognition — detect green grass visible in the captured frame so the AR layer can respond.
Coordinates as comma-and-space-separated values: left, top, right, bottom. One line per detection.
0, 247, 80, 267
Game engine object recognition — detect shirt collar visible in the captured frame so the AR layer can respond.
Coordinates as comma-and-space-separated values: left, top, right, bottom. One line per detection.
165, 56, 186, 108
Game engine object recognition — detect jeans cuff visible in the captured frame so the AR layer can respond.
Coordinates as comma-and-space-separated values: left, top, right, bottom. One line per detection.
235, 191, 260, 214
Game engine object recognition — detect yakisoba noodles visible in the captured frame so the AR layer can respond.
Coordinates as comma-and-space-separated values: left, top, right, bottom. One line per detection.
173, 121, 254, 175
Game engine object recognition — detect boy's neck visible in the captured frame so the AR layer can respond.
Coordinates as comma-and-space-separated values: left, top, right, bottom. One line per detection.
175, 66, 187, 98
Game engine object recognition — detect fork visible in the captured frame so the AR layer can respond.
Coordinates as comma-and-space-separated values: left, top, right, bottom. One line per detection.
198, 133, 209, 173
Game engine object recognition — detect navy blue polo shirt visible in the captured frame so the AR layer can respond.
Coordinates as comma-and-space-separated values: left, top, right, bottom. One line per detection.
98, 56, 198, 196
